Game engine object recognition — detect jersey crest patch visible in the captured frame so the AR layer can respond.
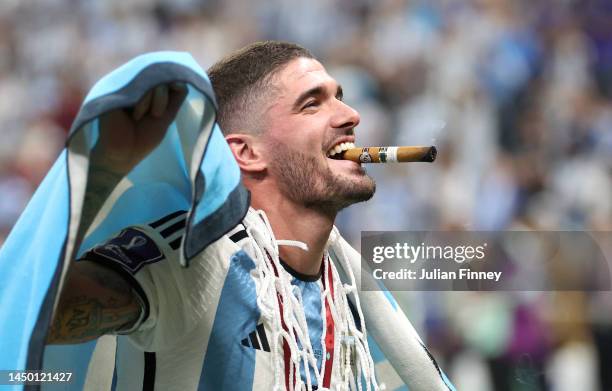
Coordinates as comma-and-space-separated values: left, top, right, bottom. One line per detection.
91, 228, 164, 274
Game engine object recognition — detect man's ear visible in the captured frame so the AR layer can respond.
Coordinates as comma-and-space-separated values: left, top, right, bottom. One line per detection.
225, 133, 267, 173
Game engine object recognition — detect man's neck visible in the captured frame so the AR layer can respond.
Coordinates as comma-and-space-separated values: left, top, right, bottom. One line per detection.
251, 194, 335, 277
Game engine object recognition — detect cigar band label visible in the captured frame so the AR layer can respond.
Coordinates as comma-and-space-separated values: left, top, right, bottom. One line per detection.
360, 148, 372, 163
386, 146, 398, 162
379, 147, 388, 163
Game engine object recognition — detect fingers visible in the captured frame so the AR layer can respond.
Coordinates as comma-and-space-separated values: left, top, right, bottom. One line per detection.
169, 82, 185, 93
151, 85, 169, 118
132, 83, 187, 121
132, 89, 153, 121
164, 83, 188, 118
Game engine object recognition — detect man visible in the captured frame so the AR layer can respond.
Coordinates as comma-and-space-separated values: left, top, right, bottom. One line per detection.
46, 42, 451, 390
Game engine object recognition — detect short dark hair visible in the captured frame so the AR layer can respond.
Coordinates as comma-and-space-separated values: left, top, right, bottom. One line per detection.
208, 41, 314, 134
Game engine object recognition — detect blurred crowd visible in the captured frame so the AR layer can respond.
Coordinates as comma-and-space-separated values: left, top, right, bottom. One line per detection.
1, 0, 611, 389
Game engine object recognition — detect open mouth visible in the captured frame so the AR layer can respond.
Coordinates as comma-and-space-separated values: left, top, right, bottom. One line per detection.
326, 142, 355, 160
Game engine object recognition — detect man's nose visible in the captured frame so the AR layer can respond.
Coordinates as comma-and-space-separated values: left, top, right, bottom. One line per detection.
331, 100, 360, 130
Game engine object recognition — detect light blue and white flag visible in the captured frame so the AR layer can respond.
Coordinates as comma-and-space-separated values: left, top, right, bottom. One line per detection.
0, 51, 249, 390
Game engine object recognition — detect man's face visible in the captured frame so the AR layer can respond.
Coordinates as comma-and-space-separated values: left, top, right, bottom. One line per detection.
259, 57, 375, 214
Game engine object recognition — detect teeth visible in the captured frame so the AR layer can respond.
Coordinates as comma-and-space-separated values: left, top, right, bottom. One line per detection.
327, 142, 356, 157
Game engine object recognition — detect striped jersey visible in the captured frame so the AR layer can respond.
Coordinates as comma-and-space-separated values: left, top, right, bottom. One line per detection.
82, 208, 372, 390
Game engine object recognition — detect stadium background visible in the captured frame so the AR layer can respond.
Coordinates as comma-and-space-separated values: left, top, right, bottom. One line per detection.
0, 0, 611, 389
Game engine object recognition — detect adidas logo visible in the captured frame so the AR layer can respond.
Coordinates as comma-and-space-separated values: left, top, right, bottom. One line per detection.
241, 323, 270, 352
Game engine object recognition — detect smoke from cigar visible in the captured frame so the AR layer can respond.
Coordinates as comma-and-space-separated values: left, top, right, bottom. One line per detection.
340, 146, 437, 163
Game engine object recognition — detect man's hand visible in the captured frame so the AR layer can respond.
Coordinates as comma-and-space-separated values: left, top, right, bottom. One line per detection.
94, 82, 188, 174
76, 83, 188, 250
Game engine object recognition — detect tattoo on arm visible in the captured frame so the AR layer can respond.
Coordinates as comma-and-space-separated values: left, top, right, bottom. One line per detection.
47, 262, 142, 344
48, 295, 139, 343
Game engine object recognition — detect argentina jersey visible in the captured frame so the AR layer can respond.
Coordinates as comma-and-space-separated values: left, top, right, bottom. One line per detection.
80, 208, 364, 390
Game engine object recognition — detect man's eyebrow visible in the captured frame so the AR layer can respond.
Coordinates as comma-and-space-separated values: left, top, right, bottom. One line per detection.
292, 84, 343, 110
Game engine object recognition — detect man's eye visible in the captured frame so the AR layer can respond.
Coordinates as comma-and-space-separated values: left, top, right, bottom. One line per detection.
302, 101, 318, 110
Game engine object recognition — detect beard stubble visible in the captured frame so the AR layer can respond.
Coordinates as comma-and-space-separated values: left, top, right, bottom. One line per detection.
269, 144, 376, 215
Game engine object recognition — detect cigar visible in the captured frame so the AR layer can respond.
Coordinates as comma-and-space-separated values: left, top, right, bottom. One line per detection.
341, 146, 437, 163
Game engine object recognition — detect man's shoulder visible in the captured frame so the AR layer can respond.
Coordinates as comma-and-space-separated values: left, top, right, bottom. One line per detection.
82, 210, 187, 274
146, 209, 251, 250
82, 209, 254, 274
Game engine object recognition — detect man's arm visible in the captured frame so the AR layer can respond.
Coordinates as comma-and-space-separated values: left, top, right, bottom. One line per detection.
46, 261, 142, 344
47, 83, 187, 344
47, 159, 138, 345
47, 148, 136, 345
